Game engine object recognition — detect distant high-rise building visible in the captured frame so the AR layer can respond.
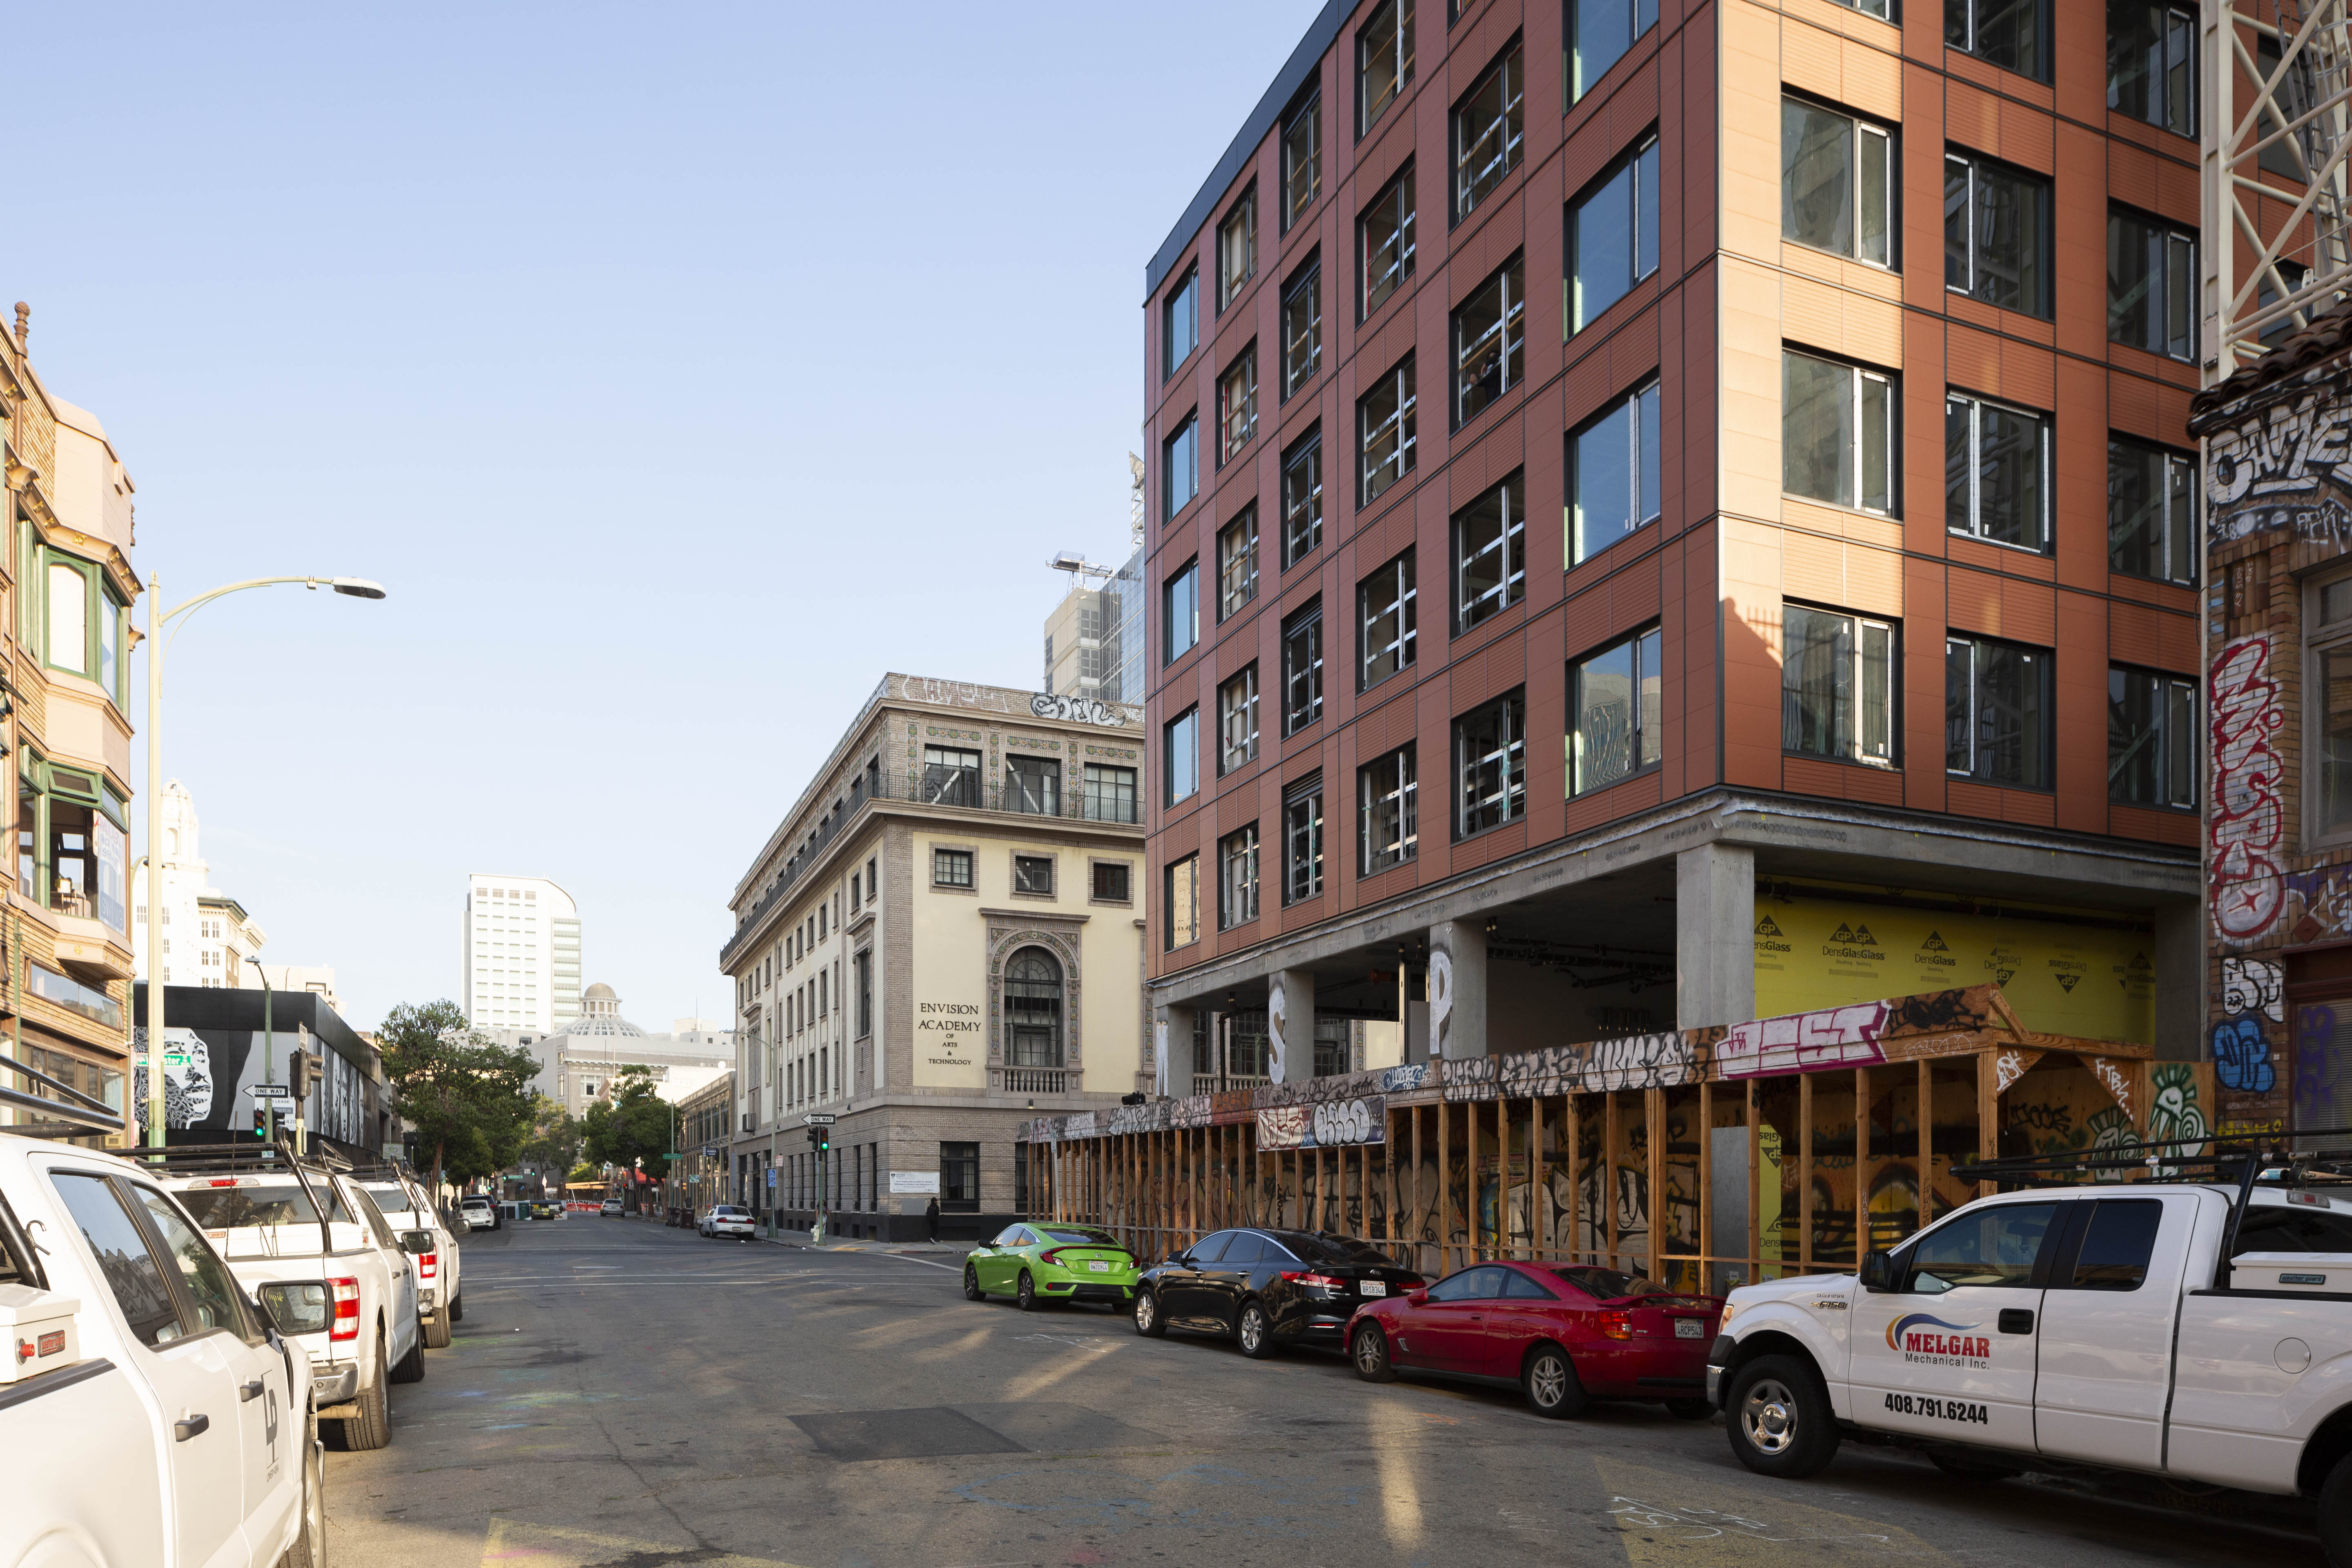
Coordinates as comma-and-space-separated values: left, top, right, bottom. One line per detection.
1041, 457, 1148, 704
461, 875, 580, 1032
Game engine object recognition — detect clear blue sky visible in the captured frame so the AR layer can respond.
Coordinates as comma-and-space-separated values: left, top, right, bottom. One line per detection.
10, 3, 1322, 1031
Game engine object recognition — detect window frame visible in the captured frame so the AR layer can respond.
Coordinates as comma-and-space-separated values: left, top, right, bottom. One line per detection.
1163, 414, 1199, 521
1358, 0, 1415, 138
1163, 558, 1200, 665
1282, 598, 1325, 735
1218, 185, 1257, 312
1452, 38, 1525, 221
1011, 853, 1057, 898
1454, 687, 1528, 838
1089, 858, 1134, 906
1945, 390, 2054, 554
1283, 775, 1325, 904
2107, 204, 2199, 362
1217, 343, 1258, 465
1782, 349, 1896, 515
1165, 854, 1201, 951
1570, 379, 1662, 564
1567, 132, 1661, 333
1359, 166, 1418, 320
1218, 508, 1259, 621
1568, 0, 1660, 104
931, 846, 976, 891
1358, 744, 1419, 876
2304, 572, 2352, 849
1282, 428, 1324, 566
1358, 355, 1418, 505
1570, 626, 1665, 795
1945, 633, 2056, 790
2107, 434, 2198, 586
1218, 664, 1261, 776
1283, 93, 1323, 233
1452, 252, 1526, 429
1946, 0, 2049, 80
1218, 823, 1261, 930
1453, 470, 1527, 632
1782, 95, 1895, 268
2107, 663, 2198, 811
1944, 149, 2053, 318
1357, 548, 1418, 691
1781, 603, 1899, 767
2107, 0, 2195, 136
1161, 266, 1199, 381
1165, 707, 1200, 806
1281, 258, 1323, 401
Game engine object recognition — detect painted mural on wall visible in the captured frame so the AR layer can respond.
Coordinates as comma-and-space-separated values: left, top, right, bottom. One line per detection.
2205, 387, 2352, 542
2211, 635, 2287, 947
1257, 1095, 1386, 1150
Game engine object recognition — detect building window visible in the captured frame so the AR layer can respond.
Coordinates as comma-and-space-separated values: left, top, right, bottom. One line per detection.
1946, 635, 2054, 788
1569, 134, 1659, 331
1360, 167, 1417, 317
2109, 207, 2197, 361
1005, 949, 1065, 1068
1283, 94, 1321, 230
1164, 559, 1200, 663
1571, 381, 1661, 563
1359, 745, 1419, 874
1453, 253, 1525, 428
2109, 666, 2196, 809
1455, 689, 1527, 837
1572, 627, 1663, 794
1945, 151, 2051, 318
1948, 0, 2047, 79
1165, 855, 1200, 949
1219, 665, 1261, 775
1164, 415, 1198, 520
1359, 0, 1414, 135
2311, 579, 2352, 840
939, 1141, 980, 1212
1219, 825, 1260, 929
1783, 350, 1894, 514
2109, 437, 2196, 585
1163, 267, 1198, 379
1946, 392, 2052, 552
1282, 429, 1323, 565
1218, 187, 1256, 311
922, 746, 982, 808
1083, 764, 1138, 824
1217, 347, 1258, 465
1092, 861, 1132, 902
1166, 708, 1200, 804
2108, 1, 2194, 135
1012, 855, 1055, 896
1570, 0, 1658, 102
1783, 99, 1892, 266
933, 848, 975, 889
1284, 777, 1324, 903
1783, 606, 1895, 765
1358, 550, 1418, 690
1218, 510, 1259, 620
1454, 41, 1523, 219
854, 950, 872, 1037
1359, 356, 1417, 503
1283, 599, 1324, 734
1454, 472, 1526, 631
1282, 261, 1322, 400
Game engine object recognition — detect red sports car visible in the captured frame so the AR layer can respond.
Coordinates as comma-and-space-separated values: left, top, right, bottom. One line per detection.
1344, 1260, 1723, 1418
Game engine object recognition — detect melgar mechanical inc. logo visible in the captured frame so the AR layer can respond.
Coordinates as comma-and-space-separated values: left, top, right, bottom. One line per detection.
1887, 1313, 1989, 1361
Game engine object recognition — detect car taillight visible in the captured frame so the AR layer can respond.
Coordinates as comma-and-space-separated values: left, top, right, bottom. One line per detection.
329, 1278, 361, 1342
418, 1252, 437, 1281
1598, 1310, 1633, 1340
1279, 1271, 1347, 1289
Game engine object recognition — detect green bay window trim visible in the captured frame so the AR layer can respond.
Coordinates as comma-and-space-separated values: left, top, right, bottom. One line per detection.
1569, 0, 1658, 103
1946, 0, 2048, 81
2107, 0, 2194, 136
1455, 688, 1527, 837
1568, 133, 1659, 332
1453, 253, 1526, 428
30, 545, 127, 704
2109, 437, 2197, 585
1358, 549, 1417, 690
16, 751, 125, 930
1783, 98, 1893, 266
1944, 151, 2051, 318
1945, 634, 2054, 789
1166, 707, 1200, 804
1218, 187, 1256, 312
1782, 605, 1895, 766
1283, 430, 1324, 566
2108, 666, 2196, 810
1945, 392, 2052, 552
1282, 261, 1323, 400
1359, 744, 1418, 875
1218, 824, 1260, 929
1571, 381, 1661, 564
1358, 0, 1414, 136
1218, 509, 1258, 620
1453, 40, 1524, 220
1163, 267, 1198, 380
2108, 207, 2197, 362
1572, 628, 1663, 795
1360, 167, 1417, 318
1283, 599, 1324, 734
1284, 775, 1324, 904
1359, 357, 1417, 504
1783, 350, 1894, 514
1163, 416, 1198, 523
1283, 93, 1321, 232
1218, 664, 1260, 775
1165, 854, 1201, 950
1455, 472, 1526, 631
1218, 346, 1258, 465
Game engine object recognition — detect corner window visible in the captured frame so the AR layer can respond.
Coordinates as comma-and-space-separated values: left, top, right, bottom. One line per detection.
1947, 0, 2048, 80
1454, 472, 1526, 631
2108, 1, 2194, 136
1013, 855, 1056, 895
1358, 550, 1417, 690
1359, 356, 1417, 504
1946, 634, 2054, 788
45, 559, 90, 677
1283, 95, 1322, 231
1284, 776, 1324, 903
1946, 392, 2052, 552
1359, 0, 1414, 136
1454, 41, 1524, 219
1571, 381, 1661, 562
1163, 559, 1200, 664
1218, 824, 1260, 929
2108, 207, 2197, 361
1218, 509, 1259, 619
1455, 689, 1527, 836
1165, 855, 1201, 949
1569, 134, 1659, 331
2310, 577, 2352, 841
1359, 744, 1419, 874
2108, 436, 2196, 585
1282, 429, 1324, 565
1570, 0, 1658, 102
1453, 253, 1525, 427
1783, 99, 1893, 266
1218, 187, 1256, 310
1282, 261, 1323, 399
1164, 415, 1199, 521
933, 848, 975, 889
922, 746, 982, 808
1163, 267, 1198, 378
1945, 151, 2051, 318
1282, 599, 1324, 734
1166, 708, 1200, 804
1092, 861, 1132, 902
1360, 167, 1417, 317
1218, 345, 1258, 465
1218, 665, 1260, 775
1783, 350, 1894, 514
1783, 606, 1895, 765
1572, 628, 1663, 794
2109, 666, 2196, 809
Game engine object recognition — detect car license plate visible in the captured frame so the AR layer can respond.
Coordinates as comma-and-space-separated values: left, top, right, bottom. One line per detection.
1087, 1261, 1111, 1272
1360, 1280, 1387, 1296
1674, 1318, 1704, 1339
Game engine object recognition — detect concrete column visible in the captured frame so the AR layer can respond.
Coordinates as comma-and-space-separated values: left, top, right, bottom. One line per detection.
1430, 920, 1490, 1059
1676, 842, 1756, 1029
1155, 1003, 1196, 1097
1269, 970, 1316, 1083
2154, 899, 2201, 1063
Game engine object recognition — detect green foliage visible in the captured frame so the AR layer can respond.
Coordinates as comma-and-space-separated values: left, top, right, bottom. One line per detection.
581, 1066, 677, 1178
376, 1000, 540, 1191
519, 1094, 584, 1175
566, 1162, 599, 1187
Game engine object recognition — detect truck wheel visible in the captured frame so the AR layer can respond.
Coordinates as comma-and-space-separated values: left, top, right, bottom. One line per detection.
340, 1336, 393, 1451
423, 1310, 451, 1349
389, 1325, 426, 1383
450, 1294, 463, 1323
2321, 1453, 2352, 1567
1724, 1354, 1840, 1478
284, 1404, 325, 1568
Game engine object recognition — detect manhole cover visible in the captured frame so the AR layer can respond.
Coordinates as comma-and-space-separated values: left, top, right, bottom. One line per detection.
790, 1407, 1028, 1462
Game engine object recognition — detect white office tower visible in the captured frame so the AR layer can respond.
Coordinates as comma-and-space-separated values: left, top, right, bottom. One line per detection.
461, 875, 580, 1031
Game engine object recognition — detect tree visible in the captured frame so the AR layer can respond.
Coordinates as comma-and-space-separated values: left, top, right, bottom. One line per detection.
518, 1096, 584, 1190
376, 1000, 540, 1198
581, 1066, 677, 1187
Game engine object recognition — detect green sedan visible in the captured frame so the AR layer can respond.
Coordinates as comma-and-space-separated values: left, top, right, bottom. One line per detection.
963, 1223, 1139, 1311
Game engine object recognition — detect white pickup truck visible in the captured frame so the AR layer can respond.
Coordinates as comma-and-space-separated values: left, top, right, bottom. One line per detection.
0, 1131, 325, 1567
158, 1144, 424, 1451
351, 1165, 461, 1348
1709, 1169, 2352, 1562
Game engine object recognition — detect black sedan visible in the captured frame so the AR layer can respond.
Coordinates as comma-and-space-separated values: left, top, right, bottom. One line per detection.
1132, 1227, 1424, 1358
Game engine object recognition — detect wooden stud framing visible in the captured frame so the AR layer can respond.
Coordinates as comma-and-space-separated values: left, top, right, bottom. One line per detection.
1799, 1073, 1814, 1274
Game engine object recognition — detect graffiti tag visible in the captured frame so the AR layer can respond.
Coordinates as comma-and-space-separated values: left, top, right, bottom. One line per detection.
2213, 1013, 2278, 1094
1716, 1001, 1889, 1078
2221, 957, 2285, 1023
2210, 637, 2286, 944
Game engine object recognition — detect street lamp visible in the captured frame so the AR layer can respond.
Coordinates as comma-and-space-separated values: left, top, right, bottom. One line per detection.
143, 574, 385, 1152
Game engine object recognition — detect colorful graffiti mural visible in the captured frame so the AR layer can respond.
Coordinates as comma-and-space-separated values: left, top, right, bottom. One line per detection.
2210, 636, 2287, 945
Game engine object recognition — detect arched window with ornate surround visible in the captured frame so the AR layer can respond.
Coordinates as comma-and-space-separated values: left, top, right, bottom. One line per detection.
1006, 947, 1064, 1068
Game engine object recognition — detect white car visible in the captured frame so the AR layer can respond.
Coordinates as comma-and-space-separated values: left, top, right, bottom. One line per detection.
600, 1198, 623, 1216
0, 1132, 325, 1567
355, 1167, 463, 1348
459, 1193, 499, 1231
701, 1204, 755, 1239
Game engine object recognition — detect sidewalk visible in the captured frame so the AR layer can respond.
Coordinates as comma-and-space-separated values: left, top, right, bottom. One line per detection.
755, 1224, 973, 1257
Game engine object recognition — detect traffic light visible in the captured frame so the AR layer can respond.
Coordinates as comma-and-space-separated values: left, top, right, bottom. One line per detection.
288, 1049, 310, 1100
252, 1106, 270, 1139
806, 1126, 829, 1152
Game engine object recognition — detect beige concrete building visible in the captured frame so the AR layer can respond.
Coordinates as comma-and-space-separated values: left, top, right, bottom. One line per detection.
720, 674, 1147, 1241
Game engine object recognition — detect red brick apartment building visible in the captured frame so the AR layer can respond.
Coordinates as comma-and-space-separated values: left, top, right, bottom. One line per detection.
1139, 0, 2205, 1083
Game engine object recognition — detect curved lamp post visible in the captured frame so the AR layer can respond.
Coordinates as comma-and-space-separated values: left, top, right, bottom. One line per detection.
143, 574, 385, 1152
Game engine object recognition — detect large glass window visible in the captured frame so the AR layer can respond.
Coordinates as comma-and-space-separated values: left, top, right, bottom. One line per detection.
1082, 764, 1138, 824
1783, 99, 1892, 265
1454, 472, 1526, 630
1454, 42, 1524, 218
1283, 429, 1323, 565
1569, 134, 1659, 331
1219, 665, 1260, 775
2109, 666, 2196, 809
1946, 392, 2051, 551
1163, 267, 1198, 379
1946, 0, 2048, 81
1219, 824, 1260, 929
2109, 206, 2197, 361
1283, 95, 1321, 231
1571, 381, 1661, 562
1946, 635, 2054, 788
1218, 509, 1259, 620
1361, 168, 1417, 317
1783, 350, 1893, 513
1359, 0, 1414, 134
1166, 708, 1199, 804
1283, 599, 1323, 734
1283, 261, 1322, 399
1164, 415, 1199, 520
1164, 559, 1199, 663
1218, 345, 1258, 464
2108, 1, 2194, 135
1218, 187, 1256, 311
1945, 151, 2050, 317
1783, 606, 1895, 765
1572, 628, 1664, 794
1284, 776, 1324, 903
1903, 1202, 2058, 1292
50, 1173, 184, 1346
1455, 690, 1527, 836
2109, 437, 2196, 584
1359, 745, 1418, 874
1358, 550, 1417, 690
939, 1142, 980, 1211
45, 561, 87, 677
1007, 755, 1060, 815
1006, 950, 1065, 1067
1165, 855, 1200, 949
1453, 253, 1525, 427
1570, 0, 1659, 102
1359, 356, 1417, 503
922, 746, 982, 808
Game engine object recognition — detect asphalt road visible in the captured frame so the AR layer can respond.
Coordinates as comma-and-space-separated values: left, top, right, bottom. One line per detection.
323, 1213, 2330, 1568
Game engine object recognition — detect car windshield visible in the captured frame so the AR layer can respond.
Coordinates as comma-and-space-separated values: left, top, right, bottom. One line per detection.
1037, 1227, 1118, 1246
176, 1181, 349, 1229
1270, 1231, 1395, 1266
1548, 1265, 1675, 1300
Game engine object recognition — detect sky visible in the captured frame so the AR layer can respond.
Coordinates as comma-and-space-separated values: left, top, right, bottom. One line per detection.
9, 2, 1325, 1032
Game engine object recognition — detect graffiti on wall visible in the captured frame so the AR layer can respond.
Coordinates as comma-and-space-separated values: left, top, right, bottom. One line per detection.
2220, 957, 2286, 1022
1716, 1001, 1891, 1078
1442, 1032, 1697, 1102
2206, 389, 2352, 541
2210, 636, 2287, 945
1257, 1095, 1387, 1150
2214, 1013, 2278, 1094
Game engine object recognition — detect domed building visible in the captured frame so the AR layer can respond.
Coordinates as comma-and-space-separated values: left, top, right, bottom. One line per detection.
541, 982, 732, 1117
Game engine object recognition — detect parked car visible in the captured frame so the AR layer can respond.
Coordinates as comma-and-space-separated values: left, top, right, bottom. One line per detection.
1131, 1227, 1423, 1354
530, 1200, 558, 1220
354, 1165, 463, 1348
960, 1223, 1138, 1309
600, 1197, 623, 1216
701, 1204, 755, 1239
459, 1193, 500, 1231
0, 1132, 325, 1567
1346, 1261, 1720, 1417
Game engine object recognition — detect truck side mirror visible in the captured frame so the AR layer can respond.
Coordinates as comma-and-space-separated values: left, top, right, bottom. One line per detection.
401, 1229, 435, 1256
1858, 1251, 1898, 1292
